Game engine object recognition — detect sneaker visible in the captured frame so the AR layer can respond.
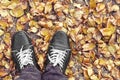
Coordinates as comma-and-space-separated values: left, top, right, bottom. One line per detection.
11, 31, 39, 72
45, 31, 71, 73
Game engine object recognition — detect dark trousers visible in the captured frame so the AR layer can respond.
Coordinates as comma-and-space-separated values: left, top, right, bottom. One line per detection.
16, 64, 68, 80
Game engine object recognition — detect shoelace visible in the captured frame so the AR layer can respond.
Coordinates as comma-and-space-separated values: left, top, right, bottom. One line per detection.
48, 47, 70, 69
13, 45, 34, 69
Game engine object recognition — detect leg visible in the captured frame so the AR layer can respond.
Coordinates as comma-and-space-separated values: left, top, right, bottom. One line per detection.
42, 31, 71, 80
16, 65, 42, 80
42, 64, 68, 80
11, 31, 41, 80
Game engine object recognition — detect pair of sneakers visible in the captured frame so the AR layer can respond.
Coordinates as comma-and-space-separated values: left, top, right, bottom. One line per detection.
11, 31, 71, 73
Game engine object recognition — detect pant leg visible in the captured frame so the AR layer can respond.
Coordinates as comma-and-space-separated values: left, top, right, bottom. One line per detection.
42, 64, 68, 80
16, 65, 42, 80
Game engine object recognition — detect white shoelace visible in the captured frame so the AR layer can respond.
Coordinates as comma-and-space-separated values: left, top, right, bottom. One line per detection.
13, 45, 34, 69
48, 47, 70, 69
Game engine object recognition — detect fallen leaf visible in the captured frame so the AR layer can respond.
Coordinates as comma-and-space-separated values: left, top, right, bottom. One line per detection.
0, 29, 4, 36
44, 2, 52, 14
82, 43, 95, 51
96, 3, 105, 12
111, 5, 119, 12
10, 6, 24, 17
90, 0, 96, 9
0, 69, 8, 77
100, 22, 116, 36
90, 75, 99, 80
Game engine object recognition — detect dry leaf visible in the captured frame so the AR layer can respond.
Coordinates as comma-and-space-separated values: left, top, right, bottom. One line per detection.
44, 2, 52, 14
68, 76, 75, 80
82, 43, 95, 51
99, 58, 106, 66
0, 69, 8, 77
90, 0, 96, 9
100, 22, 116, 36
96, 0, 103, 3
0, 29, 4, 36
87, 67, 94, 77
0, 53, 3, 60
37, 54, 44, 69
111, 68, 120, 79
115, 0, 120, 4
107, 45, 116, 55
111, 5, 119, 12
10, 6, 24, 17
74, 9, 83, 20
3, 33, 11, 45
114, 60, 120, 66
30, 27, 38, 33
16, 23, 24, 31
40, 28, 50, 36
90, 75, 99, 80
0, 20, 8, 30
37, 3, 45, 12
3, 74, 12, 80
96, 3, 105, 12
69, 60, 74, 68
0, 10, 9, 17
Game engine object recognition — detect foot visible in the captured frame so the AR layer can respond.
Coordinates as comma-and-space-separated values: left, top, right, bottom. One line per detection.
45, 31, 71, 73
11, 31, 39, 72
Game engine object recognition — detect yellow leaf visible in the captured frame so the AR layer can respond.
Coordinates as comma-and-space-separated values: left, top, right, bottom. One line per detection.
69, 61, 74, 68
3, 74, 12, 80
111, 5, 119, 12
99, 58, 106, 66
40, 28, 50, 36
10, 6, 24, 17
3, 33, 11, 45
29, 20, 38, 28
30, 27, 38, 33
108, 45, 116, 54
82, 43, 95, 51
100, 22, 116, 36
16, 23, 24, 31
96, 3, 105, 12
0, 44, 5, 53
38, 54, 44, 69
87, 67, 94, 76
0, 20, 8, 30
0, 10, 9, 17
0, 29, 4, 36
90, 0, 96, 9
114, 60, 120, 66
0, 0, 11, 7
37, 3, 45, 12
44, 2, 52, 14
90, 75, 99, 80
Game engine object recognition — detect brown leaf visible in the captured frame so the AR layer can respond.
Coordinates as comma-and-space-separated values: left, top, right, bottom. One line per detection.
90, 0, 96, 9
0, 69, 8, 77
115, 0, 120, 4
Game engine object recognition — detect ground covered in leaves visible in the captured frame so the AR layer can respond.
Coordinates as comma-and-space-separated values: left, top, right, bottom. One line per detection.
0, 0, 120, 80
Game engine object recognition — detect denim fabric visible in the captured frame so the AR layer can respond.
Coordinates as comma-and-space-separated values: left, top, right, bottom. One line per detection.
16, 65, 68, 80
16, 66, 42, 80
42, 64, 68, 80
